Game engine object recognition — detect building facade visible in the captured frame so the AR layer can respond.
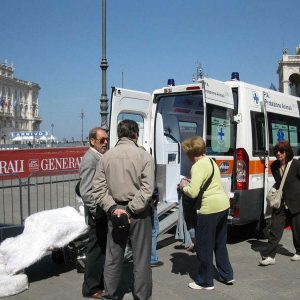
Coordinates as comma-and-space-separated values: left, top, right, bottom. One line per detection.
277, 44, 300, 97
0, 60, 42, 144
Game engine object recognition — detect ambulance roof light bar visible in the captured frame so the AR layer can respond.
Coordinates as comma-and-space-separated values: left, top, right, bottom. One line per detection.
231, 72, 240, 81
167, 79, 175, 86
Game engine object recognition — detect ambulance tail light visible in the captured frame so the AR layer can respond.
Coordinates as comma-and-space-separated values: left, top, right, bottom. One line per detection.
236, 148, 249, 190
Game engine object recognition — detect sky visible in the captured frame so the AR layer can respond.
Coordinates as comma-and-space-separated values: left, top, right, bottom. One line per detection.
1, 0, 299, 140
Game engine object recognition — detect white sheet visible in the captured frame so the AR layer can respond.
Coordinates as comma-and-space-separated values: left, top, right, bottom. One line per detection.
0, 206, 88, 297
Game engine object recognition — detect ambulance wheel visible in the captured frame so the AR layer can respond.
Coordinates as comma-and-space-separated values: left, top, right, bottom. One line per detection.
51, 249, 65, 264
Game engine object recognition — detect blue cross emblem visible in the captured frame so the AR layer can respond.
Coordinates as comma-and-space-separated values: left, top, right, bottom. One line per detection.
277, 129, 284, 141
218, 127, 225, 144
253, 92, 259, 104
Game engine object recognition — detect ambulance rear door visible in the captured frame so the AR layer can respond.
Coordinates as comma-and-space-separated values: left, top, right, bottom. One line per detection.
202, 78, 235, 198
109, 87, 153, 152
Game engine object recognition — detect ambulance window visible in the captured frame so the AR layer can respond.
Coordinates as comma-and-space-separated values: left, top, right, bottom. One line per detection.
251, 112, 265, 156
268, 113, 300, 155
117, 113, 144, 144
206, 104, 234, 155
179, 122, 197, 141
156, 92, 203, 144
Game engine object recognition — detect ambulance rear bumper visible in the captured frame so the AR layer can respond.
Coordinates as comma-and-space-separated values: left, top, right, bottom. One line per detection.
228, 188, 264, 226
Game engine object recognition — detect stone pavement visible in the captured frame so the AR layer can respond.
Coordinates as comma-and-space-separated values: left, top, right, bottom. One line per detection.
3, 228, 300, 300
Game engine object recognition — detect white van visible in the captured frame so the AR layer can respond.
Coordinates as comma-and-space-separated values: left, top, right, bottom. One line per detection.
108, 74, 300, 234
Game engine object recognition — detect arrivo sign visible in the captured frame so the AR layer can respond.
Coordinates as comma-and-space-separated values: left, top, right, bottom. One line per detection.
0, 147, 88, 178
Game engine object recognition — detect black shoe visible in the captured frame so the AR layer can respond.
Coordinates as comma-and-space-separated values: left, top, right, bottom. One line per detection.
151, 261, 164, 268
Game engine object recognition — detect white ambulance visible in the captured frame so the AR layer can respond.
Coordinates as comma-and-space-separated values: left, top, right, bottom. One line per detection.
108, 73, 300, 234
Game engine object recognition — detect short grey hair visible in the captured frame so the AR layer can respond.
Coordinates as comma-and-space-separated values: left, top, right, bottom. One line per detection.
88, 127, 107, 146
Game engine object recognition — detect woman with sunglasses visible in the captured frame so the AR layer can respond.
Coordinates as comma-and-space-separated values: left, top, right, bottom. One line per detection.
259, 140, 300, 266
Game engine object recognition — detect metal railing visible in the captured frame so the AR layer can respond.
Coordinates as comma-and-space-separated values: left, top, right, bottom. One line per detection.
0, 174, 23, 226
0, 142, 87, 150
0, 170, 80, 241
26, 170, 80, 217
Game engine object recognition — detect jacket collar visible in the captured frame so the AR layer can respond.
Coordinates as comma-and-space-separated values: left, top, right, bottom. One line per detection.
116, 137, 139, 147
89, 147, 103, 158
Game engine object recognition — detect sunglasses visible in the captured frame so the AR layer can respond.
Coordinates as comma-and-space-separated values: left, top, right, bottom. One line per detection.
94, 137, 109, 143
275, 149, 285, 154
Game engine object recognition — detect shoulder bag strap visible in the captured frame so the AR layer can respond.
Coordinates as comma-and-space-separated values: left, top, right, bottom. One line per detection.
200, 158, 215, 192
278, 160, 292, 192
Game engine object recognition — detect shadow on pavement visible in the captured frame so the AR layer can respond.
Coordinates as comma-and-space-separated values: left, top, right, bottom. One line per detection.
26, 254, 74, 283
247, 239, 294, 257
170, 251, 198, 278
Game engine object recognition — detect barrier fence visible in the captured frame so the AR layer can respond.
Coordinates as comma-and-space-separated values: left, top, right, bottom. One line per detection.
0, 170, 80, 241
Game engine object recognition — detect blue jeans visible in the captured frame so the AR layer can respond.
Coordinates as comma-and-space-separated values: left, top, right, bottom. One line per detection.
151, 207, 159, 264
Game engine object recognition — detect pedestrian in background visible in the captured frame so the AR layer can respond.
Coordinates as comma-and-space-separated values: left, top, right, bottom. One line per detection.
260, 140, 300, 266
150, 187, 164, 268
179, 136, 234, 291
92, 119, 155, 300
80, 127, 108, 299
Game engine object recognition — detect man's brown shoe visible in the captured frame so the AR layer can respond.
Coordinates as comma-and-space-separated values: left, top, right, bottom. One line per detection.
84, 290, 105, 299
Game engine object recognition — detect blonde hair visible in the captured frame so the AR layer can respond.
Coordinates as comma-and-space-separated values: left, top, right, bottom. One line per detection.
181, 136, 206, 157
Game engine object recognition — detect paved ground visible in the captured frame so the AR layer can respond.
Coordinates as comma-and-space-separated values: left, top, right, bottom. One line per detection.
2, 227, 300, 300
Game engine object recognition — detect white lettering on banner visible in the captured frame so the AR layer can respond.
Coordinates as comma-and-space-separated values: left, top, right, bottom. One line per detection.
40, 157, 82, 171
0, 160, 25, 174
28, 159, 39, 171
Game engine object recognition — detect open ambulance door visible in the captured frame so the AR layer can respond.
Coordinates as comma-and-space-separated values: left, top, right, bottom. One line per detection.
262, 91, 272, 218
202, 78, 235, 198
109, 87, 153, 151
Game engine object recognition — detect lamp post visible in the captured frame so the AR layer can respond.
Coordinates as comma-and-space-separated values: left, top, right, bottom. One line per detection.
100, 0, 109, 129
80, 110, 84, 143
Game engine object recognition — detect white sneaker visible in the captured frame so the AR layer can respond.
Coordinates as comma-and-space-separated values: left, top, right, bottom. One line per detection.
259, 256, 276, 266
219, 277, 235, 285
225, 279, 235, 284
291, 254, 300, 261
188, 282, 214, 290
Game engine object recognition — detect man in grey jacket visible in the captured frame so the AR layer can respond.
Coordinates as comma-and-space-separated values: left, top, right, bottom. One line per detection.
80, 127, 108, 299
92, 119, 155, 300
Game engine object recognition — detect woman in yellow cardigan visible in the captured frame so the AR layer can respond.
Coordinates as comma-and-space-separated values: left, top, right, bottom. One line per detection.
179, 136, 234, 291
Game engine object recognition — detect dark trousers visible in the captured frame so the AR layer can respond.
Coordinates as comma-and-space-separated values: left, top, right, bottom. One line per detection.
104, 206, 152, 300
195, 209, 233, 287
263, 205, 300, 258
82, 215, 108, 297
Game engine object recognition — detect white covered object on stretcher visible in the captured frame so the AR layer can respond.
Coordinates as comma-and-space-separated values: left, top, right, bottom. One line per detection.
0, 206, 88, 297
